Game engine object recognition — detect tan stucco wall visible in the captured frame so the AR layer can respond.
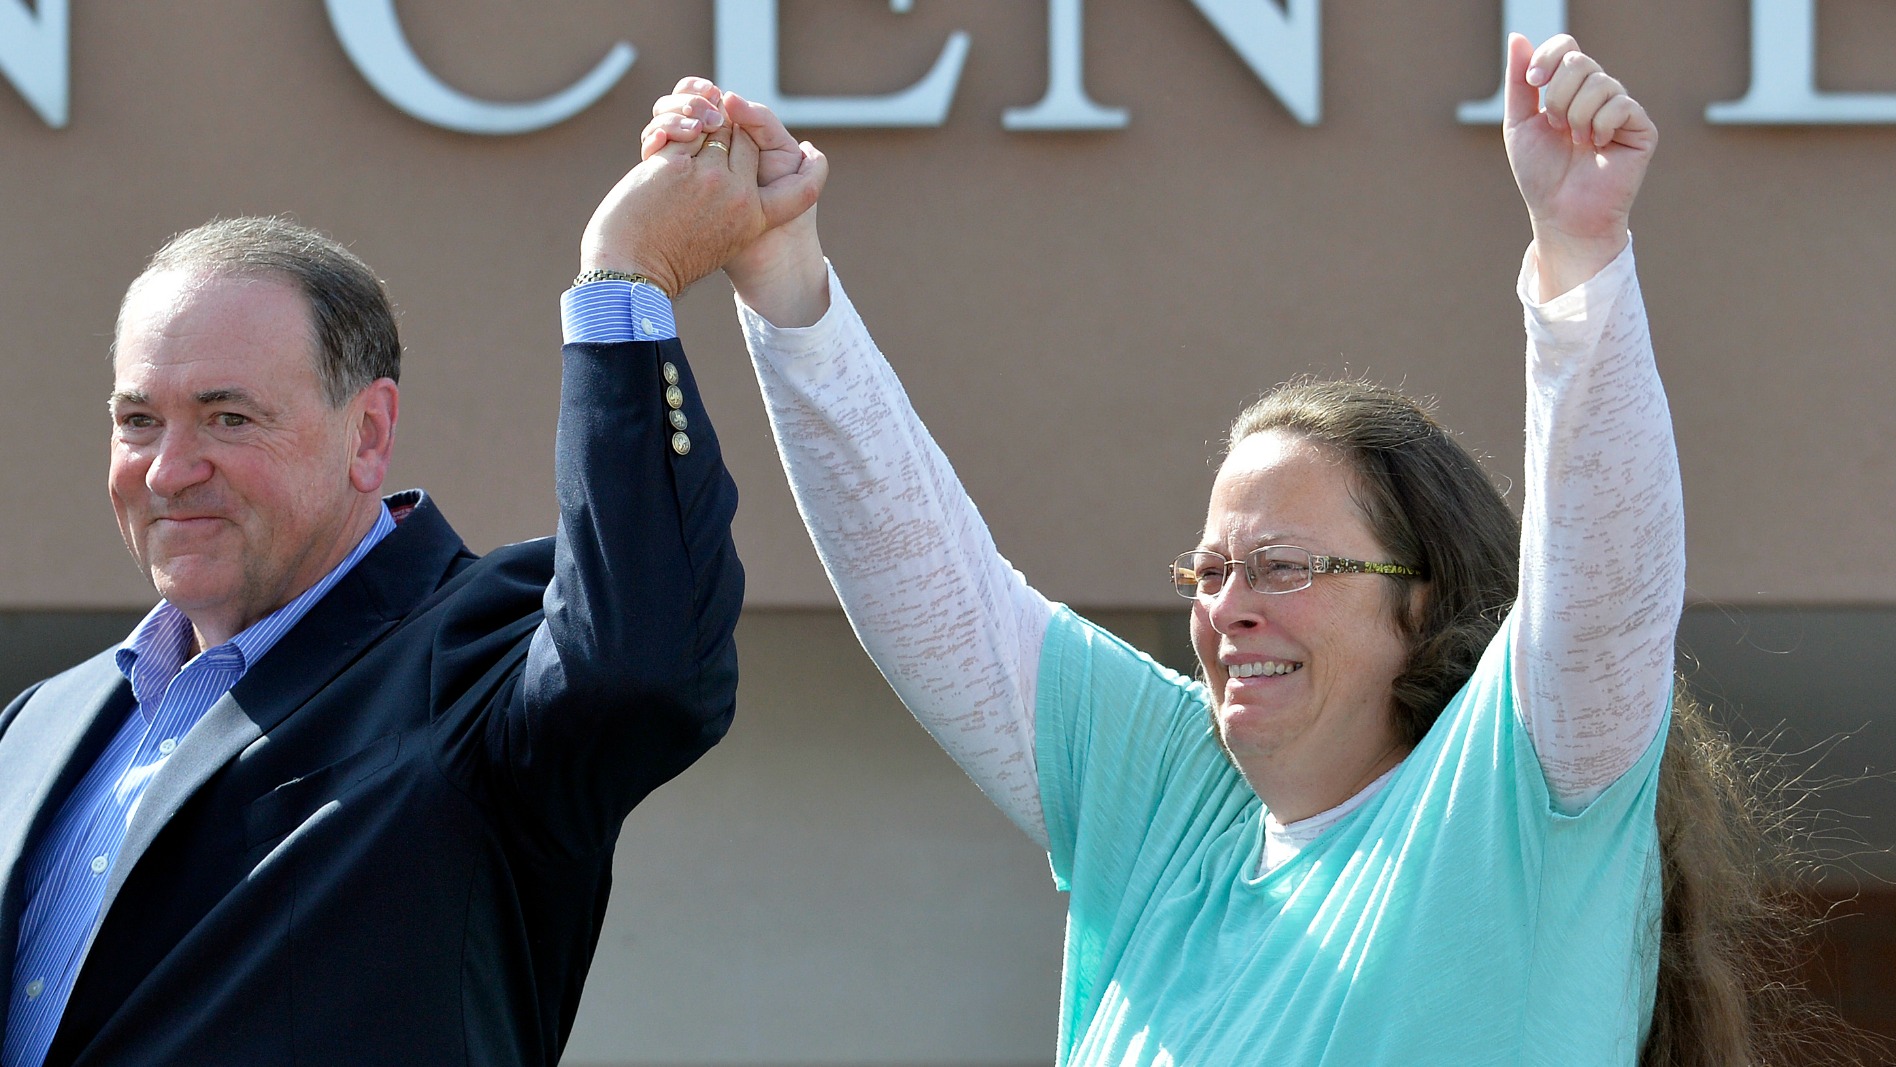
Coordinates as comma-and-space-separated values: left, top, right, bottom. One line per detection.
564, 610, 1067, 1065
5, 1, 1896, 611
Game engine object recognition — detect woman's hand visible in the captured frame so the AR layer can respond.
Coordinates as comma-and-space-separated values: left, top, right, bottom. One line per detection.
1503, 33, 1657, 300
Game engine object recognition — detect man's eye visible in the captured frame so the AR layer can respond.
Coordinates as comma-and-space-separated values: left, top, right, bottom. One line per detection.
117, 413, 155, 430
215, 413, 250, 428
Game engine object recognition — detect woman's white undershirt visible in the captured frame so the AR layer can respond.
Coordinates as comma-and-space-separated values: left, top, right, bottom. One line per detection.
739, 242, 1684, 869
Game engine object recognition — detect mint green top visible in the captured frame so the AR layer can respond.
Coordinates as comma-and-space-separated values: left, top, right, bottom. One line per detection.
1036, 606, 1665, 1066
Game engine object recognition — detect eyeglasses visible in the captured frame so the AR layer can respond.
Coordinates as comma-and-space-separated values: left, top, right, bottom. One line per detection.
1170, 545, 1422, 600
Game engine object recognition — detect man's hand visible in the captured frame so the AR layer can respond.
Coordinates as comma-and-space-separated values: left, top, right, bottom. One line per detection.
645, 80, 831, 327
581, 99, 823, 298
1503, 33, 1657, 300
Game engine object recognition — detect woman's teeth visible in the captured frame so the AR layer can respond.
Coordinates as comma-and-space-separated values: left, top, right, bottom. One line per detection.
1229, 660, 1301, 678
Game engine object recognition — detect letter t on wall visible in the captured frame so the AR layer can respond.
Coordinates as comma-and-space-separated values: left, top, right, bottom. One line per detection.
0, 0, 67, 128
1004, 0, 1128, 130
1457, 0, 1565, 125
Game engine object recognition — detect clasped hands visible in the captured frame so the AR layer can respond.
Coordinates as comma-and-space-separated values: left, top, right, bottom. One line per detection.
580, 79, 828, 308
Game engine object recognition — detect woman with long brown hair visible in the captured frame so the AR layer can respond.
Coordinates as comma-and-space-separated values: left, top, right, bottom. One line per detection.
647, 31, 1833, 1065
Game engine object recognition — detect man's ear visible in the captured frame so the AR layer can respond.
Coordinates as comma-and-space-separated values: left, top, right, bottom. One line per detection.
349, 378, 399, 494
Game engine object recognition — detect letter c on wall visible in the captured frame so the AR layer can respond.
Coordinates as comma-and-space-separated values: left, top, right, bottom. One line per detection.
326, 0, 633, 135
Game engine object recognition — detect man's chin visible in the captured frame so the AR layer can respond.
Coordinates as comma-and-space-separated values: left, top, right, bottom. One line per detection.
148, 564, 240, 615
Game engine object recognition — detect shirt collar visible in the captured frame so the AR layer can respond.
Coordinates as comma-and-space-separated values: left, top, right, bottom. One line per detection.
115, 503, 397, 717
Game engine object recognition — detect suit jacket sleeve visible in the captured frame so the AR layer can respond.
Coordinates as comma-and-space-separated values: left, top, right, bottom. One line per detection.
487, 336, 742, 858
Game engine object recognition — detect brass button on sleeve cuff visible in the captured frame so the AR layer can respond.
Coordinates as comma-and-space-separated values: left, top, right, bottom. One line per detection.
668, 410, 688, 431
664, 385, 684, 410
671, 432, 692, 455
662, 361, 680, 385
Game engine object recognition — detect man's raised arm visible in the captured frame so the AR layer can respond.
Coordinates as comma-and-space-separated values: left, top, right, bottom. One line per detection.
490, 121, 819, 854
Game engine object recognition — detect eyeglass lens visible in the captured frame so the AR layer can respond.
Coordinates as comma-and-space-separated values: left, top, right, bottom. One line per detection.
1173, 547, 1314, 598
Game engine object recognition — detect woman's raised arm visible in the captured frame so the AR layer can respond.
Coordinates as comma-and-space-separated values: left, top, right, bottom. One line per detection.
641, 86, 1062, 845
1503, 35, 1684, 808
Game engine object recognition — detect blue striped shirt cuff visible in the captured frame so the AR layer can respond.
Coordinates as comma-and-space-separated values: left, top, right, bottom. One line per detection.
561, 280, 676, 344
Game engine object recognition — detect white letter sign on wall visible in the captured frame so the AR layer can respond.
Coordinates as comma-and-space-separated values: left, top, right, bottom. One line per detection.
1707, 0, 1896, 123
1188, 0, 1321, 125
326, 0, 634, 135
715, 0, 970, 127
0, 0, 67, 128
1457, 0, 1565, 124
1004, 0, 1127, 130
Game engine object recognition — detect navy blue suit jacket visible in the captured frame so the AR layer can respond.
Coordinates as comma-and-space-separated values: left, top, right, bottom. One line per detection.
0, 337, 742, 1065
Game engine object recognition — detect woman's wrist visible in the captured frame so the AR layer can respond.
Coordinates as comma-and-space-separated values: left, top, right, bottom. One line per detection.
727, 217, 829, 328
1527, 227, 1629, 302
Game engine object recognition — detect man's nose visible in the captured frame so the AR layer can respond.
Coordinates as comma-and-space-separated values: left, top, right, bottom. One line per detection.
145, 427, 212, 496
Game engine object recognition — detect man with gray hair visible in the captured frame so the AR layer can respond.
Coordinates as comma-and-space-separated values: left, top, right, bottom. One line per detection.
0, 116, 823, 1065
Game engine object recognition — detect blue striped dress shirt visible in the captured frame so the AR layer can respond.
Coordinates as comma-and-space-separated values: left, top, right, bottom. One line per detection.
1, 506, 395, 1067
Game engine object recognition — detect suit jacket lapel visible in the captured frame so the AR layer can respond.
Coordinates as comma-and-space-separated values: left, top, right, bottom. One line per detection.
98, 492, 467, 915
0, 652, 135, 1021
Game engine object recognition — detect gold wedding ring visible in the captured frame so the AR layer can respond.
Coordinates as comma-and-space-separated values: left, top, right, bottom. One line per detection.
702, 140, 729, 152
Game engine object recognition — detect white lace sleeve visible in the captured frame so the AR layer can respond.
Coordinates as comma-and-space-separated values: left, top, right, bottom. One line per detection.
1515, 240, 1685, 810
738, 266, 1056, 847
